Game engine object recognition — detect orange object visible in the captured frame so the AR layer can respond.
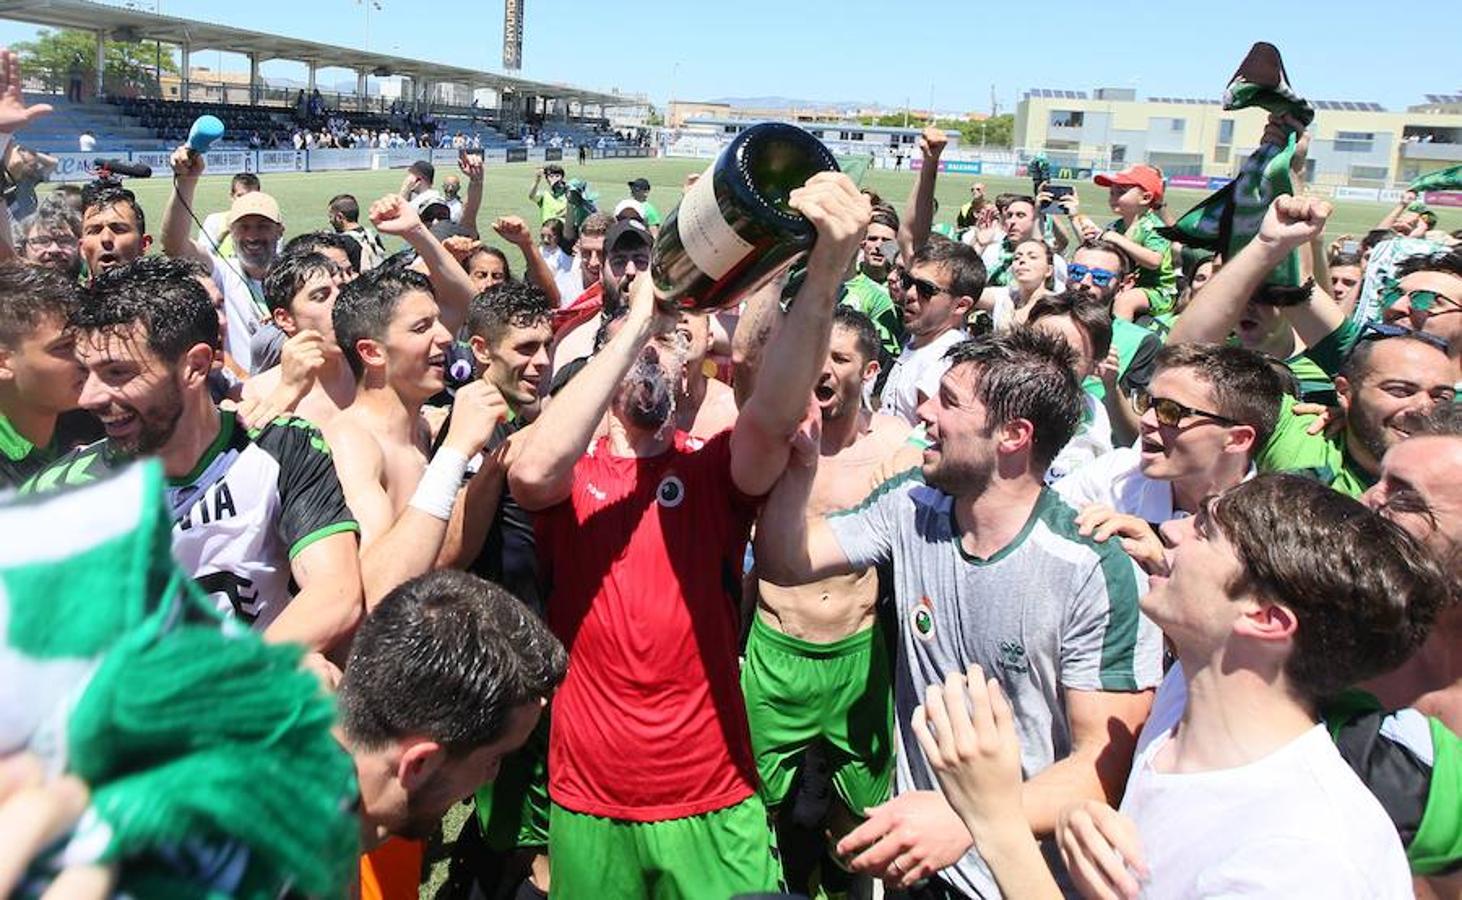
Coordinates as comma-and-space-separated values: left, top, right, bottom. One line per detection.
359, 837, 424, 900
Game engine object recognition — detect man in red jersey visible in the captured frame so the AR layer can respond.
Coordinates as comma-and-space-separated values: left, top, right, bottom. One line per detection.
507, 172, 870, 899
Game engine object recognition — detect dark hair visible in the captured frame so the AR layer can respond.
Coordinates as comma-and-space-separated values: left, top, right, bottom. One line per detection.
0, 262, 78, 348
993, 192, 1019, 213
1026, 291, 1113, 363
284, 230, 361, 274
1362, 229, 1392, 250
74, 257, 219, 360
869, 204, 900, 233
230, 172, 261, 193
41, 184, 84, 215
1003, 194, 1036, 213
1328, 252, 1363, 270
333, 267, 434, 379
1394, 248, 1462, 282
1155, 343, 1285, 447
328, 193, 361, 223
1413, 402, 1462, 438
544, 163, 565, 177
943, 328, 1082, 469
1210, 474, 1449, 701
408, 160, 435, 184
264, 252, 339, 315
465, 245, 512, 280
467, 280, 552, 346
80, 183, 146, 235
541, 217, 565, 241
1340, 331, 1449, 384
832, 305, 881, 364
337, 570, 567, 756
911, 239, 987, 300
1079, 240, 1134, 280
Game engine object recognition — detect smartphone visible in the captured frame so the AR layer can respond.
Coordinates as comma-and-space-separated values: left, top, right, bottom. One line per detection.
1041, 184, 1074, 213
1339, 240, 1360, 255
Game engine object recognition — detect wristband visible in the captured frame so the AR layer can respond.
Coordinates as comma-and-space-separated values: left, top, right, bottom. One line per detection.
408, 447, 469, 521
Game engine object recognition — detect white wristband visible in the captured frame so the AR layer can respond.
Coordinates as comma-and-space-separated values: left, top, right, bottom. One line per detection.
408, 447, 469, 521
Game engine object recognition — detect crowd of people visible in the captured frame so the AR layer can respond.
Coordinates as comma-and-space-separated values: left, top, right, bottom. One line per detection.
1, 44, 1460, 900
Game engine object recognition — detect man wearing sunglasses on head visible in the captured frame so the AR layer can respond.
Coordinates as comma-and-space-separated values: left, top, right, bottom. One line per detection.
1172, 195, 1456, 498
877, 240, 985, 425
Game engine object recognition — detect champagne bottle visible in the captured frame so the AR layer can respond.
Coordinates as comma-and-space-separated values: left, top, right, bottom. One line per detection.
652, 122, 840, 312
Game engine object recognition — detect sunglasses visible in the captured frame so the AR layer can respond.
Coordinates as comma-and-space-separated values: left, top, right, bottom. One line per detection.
1068, 264, 1118, 287
900, 271, 949, 301
1357, 321, 1452, 355
1380, 285, 1461, 317
1132, 389, 1240, 429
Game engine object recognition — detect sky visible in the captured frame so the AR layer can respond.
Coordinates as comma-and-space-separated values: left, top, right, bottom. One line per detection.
0, 0, 1457, 114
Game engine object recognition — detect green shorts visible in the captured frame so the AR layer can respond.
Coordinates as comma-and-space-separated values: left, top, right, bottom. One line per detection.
474, 712, 550, 850
740, 615, 894, 816
548, 796, 781, 899
1139, 285, 1178, 318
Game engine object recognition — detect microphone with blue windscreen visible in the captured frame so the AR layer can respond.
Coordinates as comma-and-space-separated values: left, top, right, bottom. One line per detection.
186, 115, 225, 156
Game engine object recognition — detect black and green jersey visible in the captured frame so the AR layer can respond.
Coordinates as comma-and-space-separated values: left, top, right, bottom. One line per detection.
24, 411, 358, 628
0, 413, 55, 490
1325, 690, 1461, 876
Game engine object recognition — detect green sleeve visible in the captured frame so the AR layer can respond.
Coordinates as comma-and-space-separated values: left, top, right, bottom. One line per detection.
1257, 393, 1341, 477
1411, 717, 1462, 876
1305, 317, 1361, 380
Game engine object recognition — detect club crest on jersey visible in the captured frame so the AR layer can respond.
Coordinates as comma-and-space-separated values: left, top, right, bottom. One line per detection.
656, 475, 685, 508
912, 597, 935, 642
998, 640, 1028, 674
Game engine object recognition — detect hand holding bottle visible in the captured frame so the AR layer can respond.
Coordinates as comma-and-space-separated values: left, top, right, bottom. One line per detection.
788, 172, 872, 286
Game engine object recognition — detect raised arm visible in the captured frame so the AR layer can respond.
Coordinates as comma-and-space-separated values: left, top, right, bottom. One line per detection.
493, 215, 562, 306
458, 149, 484, 240
732, 172, 870, 496
508, 272, 675, 511
899, 125, 946, 261
329, 381, 505, 604
729, 271, 790, 408
160, 145, 212, 266
527, 167, 543, 203
1166, 195, 1332, 346
369, 194, 476, 334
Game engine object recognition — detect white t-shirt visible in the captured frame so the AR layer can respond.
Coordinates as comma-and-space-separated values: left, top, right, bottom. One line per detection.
878, 328, 967, 425
203, 244, 267, 374
1044, 392, 1112, 485
539, 243, 574, 277
1054, 446, 1178, 524
1121, 667, 1414, 900
553, 263, 592, 309
78, 133, 96, 152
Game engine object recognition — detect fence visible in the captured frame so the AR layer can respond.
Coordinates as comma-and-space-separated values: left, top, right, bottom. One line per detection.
41, 145, 653, 182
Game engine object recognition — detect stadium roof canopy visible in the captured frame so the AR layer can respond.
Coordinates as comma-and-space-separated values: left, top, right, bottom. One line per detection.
0, 0, 642, 107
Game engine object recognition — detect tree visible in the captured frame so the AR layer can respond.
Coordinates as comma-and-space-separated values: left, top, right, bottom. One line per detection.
14, 28, 177, 97
646, 106, 663, 127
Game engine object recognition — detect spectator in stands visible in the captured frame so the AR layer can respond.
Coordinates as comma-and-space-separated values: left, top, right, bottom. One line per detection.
77, 130, 96, 153
17, 207, 82, 280
2, 142, 57, 222
328, 193, 387, 273
79, 183, 150, 282
162, 146, 285, 374
203, 172, 262, 251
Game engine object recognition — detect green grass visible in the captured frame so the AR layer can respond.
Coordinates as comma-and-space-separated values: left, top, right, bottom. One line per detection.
96, 157, 1462, 269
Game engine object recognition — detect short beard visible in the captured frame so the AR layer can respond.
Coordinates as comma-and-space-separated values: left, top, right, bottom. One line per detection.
1349, 405, 1396, 464
122, 376, 185, 457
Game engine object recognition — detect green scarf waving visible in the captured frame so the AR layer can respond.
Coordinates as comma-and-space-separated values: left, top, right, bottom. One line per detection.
1409, 163, 1462, 193
0, 461, 357, 898
1161, 43, 1314, 295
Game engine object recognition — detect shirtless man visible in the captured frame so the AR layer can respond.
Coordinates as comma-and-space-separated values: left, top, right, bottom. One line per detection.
740, 305, 912, 893
673, 310, 739, 438
323, 266, 508, 604
242, 252, 355, 427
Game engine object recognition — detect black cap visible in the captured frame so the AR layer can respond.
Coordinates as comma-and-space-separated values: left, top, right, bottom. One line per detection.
605, 218, 652, 253
628, 178, 651, 192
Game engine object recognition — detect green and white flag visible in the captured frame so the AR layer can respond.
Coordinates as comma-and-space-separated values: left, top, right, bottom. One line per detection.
1409, 163, 1462, 193
1161, 43, 1313, 293
1, 461, 357, 898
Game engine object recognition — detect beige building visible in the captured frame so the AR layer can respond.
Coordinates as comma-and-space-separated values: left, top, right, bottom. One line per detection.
1015, 87, 1462, 187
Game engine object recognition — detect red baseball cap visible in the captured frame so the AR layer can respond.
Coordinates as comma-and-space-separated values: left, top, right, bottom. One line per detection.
1095, 165, 1164, 203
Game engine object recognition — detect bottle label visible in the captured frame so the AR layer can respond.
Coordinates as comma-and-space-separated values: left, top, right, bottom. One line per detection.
677, 165, 754, 280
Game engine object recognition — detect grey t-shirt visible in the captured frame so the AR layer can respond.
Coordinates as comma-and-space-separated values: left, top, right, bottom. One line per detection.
827, 471, 1163, 898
